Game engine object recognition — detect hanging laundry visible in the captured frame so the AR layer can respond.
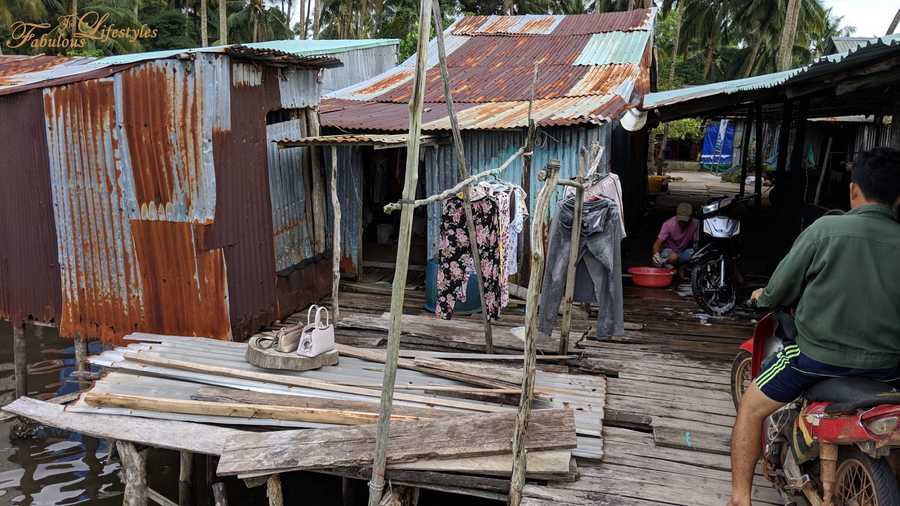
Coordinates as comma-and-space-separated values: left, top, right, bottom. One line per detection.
436, 196, 503, 320
506, 187, 528, 277
568, 173, 626, 237
538, 197, 624, 339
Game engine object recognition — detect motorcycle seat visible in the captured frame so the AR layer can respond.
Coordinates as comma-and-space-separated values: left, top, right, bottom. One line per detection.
805, 377, 900, 414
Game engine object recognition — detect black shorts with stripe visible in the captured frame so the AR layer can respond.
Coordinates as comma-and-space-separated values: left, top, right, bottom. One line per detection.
756, 344, 900, 404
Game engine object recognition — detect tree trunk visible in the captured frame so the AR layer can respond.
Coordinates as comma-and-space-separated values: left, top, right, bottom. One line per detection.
702, 42, 715, 80
503, 0, 514, 15
886, 8, 900, 35
778, 0, 802, 71
313, 0, 323, 38
740, 38, 762, 77
219, 0, 227, 44
298, 0, 306, 38
201, 0, 208, 46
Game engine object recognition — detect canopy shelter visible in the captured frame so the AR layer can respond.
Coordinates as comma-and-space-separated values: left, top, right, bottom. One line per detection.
642, 34, 900, 123
642, 34, 900, 259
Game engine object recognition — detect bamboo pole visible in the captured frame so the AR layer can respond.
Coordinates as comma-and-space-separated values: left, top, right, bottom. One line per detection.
518, 66, 540, 284
382, 149, 524, 214
558, 149, 587, 355
432, 0, 493, 353
367, 0, 433, 503
331, 145, 342, 320
508, 160, 561, 506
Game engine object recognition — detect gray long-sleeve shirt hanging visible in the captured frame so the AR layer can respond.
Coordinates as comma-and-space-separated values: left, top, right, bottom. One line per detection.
538, 197, 624, 339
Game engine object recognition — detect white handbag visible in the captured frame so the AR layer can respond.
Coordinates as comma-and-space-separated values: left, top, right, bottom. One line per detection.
298, 305, 335, 357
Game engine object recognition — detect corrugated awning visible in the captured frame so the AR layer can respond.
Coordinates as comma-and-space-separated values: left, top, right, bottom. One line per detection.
641, 34, 900, 120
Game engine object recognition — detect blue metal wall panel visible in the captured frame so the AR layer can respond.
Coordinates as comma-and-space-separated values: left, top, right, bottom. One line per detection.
267, 118, 316, 271
424, 125, 609, 259
324, 146, 364, 274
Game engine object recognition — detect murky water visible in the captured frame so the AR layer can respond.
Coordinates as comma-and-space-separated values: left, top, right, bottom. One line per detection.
0, 322, 121, 505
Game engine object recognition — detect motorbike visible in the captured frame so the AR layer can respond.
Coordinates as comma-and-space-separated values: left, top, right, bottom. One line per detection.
688, 195, 753, 315
731, 311, 900, 505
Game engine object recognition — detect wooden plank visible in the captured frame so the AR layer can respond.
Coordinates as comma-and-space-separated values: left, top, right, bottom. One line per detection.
390, 450, 571, 475
4, 397, 242, 455
216, 408, 576, 476
121, 352, 509, 413
84, 392, 428, 425
191, 387, 455, 419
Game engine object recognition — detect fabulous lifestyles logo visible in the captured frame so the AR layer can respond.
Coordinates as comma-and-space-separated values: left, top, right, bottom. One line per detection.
6, 11, 158, 50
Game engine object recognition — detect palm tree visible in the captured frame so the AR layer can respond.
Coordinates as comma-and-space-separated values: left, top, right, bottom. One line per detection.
677, 0, 731, 80
778, 0, 802, 70
229, 0, 291, 42
218, 0, 227, 44
201, 0, 208, 45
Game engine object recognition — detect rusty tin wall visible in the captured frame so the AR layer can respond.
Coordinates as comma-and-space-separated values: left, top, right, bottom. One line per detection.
43, 56, 232, 343
0, 91, 61, 325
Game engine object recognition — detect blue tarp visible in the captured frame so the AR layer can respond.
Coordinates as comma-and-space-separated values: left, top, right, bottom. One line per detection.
700, 119, 735, 171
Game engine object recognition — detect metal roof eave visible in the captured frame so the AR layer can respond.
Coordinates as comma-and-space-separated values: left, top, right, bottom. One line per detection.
642, 34, 900, 121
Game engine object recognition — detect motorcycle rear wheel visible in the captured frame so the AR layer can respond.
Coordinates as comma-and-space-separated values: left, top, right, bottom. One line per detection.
835, 447, 900, 506
691, 257, 736, 315
730, 350, 752, 410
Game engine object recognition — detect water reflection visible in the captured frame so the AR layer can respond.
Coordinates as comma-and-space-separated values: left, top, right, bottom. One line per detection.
0, 322, 122, 505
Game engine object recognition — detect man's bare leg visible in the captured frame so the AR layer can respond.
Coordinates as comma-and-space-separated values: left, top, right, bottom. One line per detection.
729, 381, 785, 506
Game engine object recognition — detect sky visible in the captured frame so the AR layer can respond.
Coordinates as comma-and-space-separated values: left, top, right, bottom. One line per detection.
289, 0, 900, 38
821, 0, 899, 37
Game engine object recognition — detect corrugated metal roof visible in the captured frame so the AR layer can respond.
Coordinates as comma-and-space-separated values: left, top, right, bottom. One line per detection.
451, 9, 652, 36
831, 36, 878, 55
643, 34, 900, 111
0, 41, 341, 96
321, 8, 655, 131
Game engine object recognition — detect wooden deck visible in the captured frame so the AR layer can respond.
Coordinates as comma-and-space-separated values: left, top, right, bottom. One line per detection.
336, 282, 781, 505
2, 279, 782, 505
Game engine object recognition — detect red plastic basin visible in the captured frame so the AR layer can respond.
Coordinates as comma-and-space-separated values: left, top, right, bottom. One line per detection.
628, 266, 675, 288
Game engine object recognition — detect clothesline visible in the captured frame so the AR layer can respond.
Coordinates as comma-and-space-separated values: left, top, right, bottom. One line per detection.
383, 147, 526, 214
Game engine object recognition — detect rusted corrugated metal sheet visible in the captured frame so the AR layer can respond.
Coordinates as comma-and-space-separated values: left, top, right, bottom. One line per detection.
0, 90, 61, 325
207, 62, 281, 338
120, 61, 217, 223
321, 9, 655, 132
551, 9, 653, 36
131, 221, 230, 340
44, 78, 146, 342
0, 43, 338, 98
267, 118, 316, 271
445, 35, 590, 68
321, 99, 477, 131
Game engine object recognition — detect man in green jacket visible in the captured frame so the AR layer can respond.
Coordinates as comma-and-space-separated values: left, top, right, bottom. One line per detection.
729, 147, 900, 506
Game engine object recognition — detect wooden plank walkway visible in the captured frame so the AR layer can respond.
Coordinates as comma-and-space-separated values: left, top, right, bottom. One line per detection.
326, 282, 780, 505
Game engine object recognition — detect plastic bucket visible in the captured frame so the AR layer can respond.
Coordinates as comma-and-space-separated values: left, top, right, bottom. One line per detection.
424, 259, 482, 314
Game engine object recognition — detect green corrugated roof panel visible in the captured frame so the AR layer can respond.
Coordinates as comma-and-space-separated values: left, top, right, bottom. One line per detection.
242, 39, 399, 56
573, 30, 650, 66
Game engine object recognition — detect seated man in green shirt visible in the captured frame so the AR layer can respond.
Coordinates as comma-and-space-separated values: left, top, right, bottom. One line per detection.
729, 147, 900, 506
